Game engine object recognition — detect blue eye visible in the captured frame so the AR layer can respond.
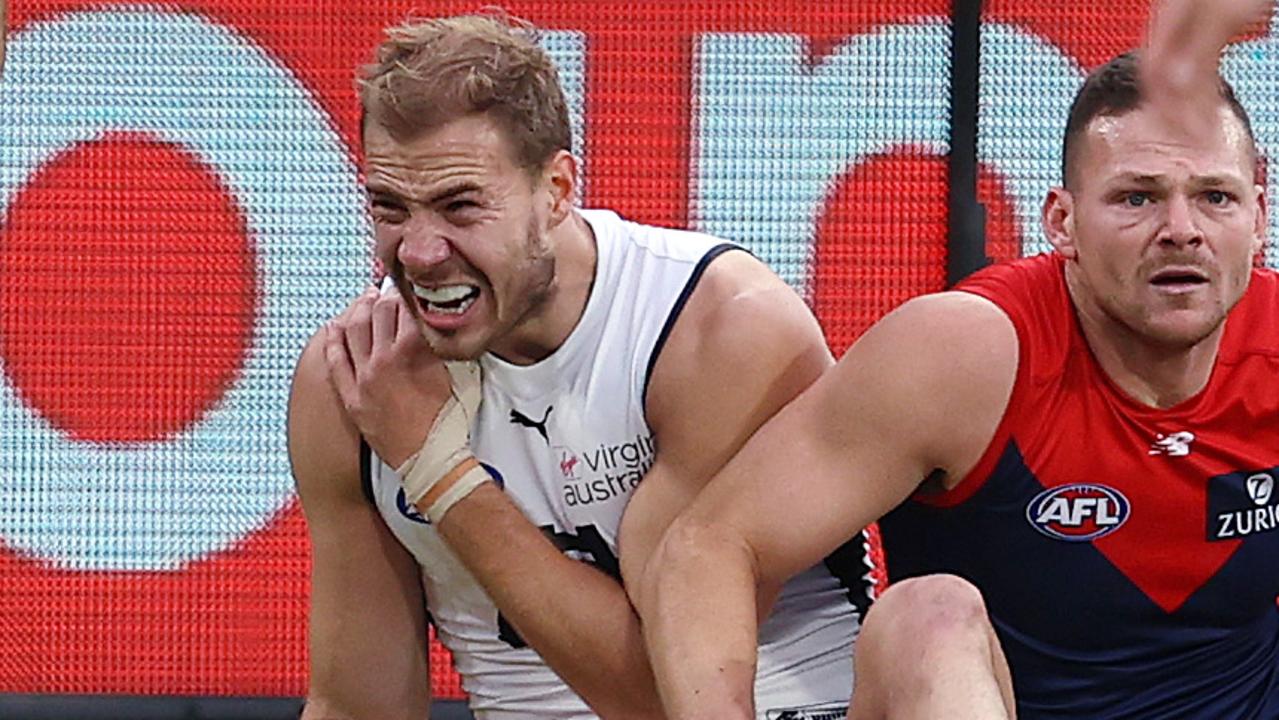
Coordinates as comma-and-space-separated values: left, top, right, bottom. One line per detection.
1126, 192, 1150, 207
1205, 190, 1229, 205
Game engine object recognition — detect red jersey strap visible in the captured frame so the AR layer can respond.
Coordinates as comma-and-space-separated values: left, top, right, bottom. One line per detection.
916, 253, 1073, 507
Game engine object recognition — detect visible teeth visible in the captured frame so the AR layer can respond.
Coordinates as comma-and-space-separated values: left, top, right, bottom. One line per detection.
413, 284, 476, 303
426, 295, 477, 315
409, 282, 479, 316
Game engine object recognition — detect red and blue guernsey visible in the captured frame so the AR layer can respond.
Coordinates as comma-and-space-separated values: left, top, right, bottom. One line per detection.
878, 252, 1279, 719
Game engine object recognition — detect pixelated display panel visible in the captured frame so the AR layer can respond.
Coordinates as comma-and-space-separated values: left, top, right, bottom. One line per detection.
0, 0, 991, 701
980, 0, 1279, 266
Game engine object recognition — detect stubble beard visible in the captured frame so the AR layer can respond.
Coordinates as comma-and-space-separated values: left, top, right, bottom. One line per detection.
421, 221, 557, 362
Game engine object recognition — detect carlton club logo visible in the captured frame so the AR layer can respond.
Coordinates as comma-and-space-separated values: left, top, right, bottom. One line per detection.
1026, 484, 1132, 542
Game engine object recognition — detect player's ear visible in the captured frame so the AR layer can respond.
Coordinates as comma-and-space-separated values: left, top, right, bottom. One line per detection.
1042, 187, 1078, 259
1252, 180, 1267, 258
542, 150, 578, 228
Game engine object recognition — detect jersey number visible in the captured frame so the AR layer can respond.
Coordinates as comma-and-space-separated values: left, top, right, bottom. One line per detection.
497, 523, 620, 649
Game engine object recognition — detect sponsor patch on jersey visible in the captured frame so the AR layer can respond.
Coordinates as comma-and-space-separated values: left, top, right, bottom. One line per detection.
555, 445, 582, 481
394, 462, 505, 525
1207, 467, 1279, 541
558, 434, 655, 508
1025, 483, 1130, 542
765, 703, 849, 720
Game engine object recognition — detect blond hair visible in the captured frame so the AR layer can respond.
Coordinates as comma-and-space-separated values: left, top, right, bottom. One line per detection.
358, 11, 572, 173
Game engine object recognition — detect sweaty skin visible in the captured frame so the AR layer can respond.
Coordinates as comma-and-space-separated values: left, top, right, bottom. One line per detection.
633, 1, 1271, 718
299, 108, 840, 719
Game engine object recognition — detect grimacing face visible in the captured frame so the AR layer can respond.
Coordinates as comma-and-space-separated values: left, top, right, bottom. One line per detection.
363, 114, 559, 361
1044, 103, 1266, 351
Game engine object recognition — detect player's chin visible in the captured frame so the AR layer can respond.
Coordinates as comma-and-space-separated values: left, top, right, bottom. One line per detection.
424, 328, 490, 362
1140, 308, 1227, 349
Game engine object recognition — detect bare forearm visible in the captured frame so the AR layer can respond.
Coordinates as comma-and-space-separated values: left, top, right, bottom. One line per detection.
639, 520, 762, 720
433, 483, 663, 719
1146, 0, 1268, 76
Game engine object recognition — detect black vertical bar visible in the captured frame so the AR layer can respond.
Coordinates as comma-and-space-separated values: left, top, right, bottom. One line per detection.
947, 0, 988, 287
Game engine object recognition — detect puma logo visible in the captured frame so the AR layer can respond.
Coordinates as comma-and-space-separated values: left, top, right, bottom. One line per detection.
510, 406, 553, 443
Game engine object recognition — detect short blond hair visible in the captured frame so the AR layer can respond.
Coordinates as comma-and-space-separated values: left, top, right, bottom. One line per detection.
358, 11, 572, 173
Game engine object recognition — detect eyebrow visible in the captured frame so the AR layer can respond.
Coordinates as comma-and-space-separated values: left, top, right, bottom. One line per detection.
427, 182, 483, 204
1108, 172, 1244, 188
1111, 173, 1161, 185
365, 181, 484, 206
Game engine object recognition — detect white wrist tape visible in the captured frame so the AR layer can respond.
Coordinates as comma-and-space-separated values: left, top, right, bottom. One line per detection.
422, 459, 492, 525
397, 361, 489, 522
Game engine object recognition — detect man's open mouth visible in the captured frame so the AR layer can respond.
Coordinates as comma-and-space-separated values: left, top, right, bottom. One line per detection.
1149, 267, 1209, 288
413, 283, 480, 315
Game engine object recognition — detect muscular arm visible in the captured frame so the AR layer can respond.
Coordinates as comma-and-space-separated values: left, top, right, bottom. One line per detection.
424, 251, 831, 719
618, 251, 833, 622
290, 331, 431, 720
635, 292, 1018, 720
429, 482, 660, 718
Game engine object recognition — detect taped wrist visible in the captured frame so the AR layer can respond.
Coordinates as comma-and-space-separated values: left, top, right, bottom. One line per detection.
397, 362, 488, 522
420, 456, 492, 524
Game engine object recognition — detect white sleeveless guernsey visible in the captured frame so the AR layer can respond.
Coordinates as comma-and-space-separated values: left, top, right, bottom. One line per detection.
367, 209, 871, 719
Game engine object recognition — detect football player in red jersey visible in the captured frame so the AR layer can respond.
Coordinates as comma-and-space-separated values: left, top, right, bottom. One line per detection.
629, 1, 1278, 718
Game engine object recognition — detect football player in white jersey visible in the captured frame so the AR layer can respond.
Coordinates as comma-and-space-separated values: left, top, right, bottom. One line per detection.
289, 11, 864, 720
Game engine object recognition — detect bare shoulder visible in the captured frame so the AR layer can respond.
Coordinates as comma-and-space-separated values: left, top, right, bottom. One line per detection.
679, 248, 821, 334
655, 248, 829, 376
644, 249, 830, 467
288, 325, 363, 506
860, 290, 1018, 367
825, 290, 1019, 483
291, 327, 432, 719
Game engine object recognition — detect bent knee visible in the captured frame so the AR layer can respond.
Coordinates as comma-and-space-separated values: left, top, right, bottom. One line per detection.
863, 574, 990, 641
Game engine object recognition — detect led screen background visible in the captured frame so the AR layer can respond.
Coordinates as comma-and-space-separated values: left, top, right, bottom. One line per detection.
980, 1, 1279, 265
0, 0, 1275, 702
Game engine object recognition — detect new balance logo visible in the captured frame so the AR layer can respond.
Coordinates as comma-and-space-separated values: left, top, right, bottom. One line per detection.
1149, 431, 1195, 457
510, 406, 553, 443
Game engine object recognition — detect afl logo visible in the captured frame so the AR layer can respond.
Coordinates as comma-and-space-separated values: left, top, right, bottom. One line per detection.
1026, 484, 1131, 542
